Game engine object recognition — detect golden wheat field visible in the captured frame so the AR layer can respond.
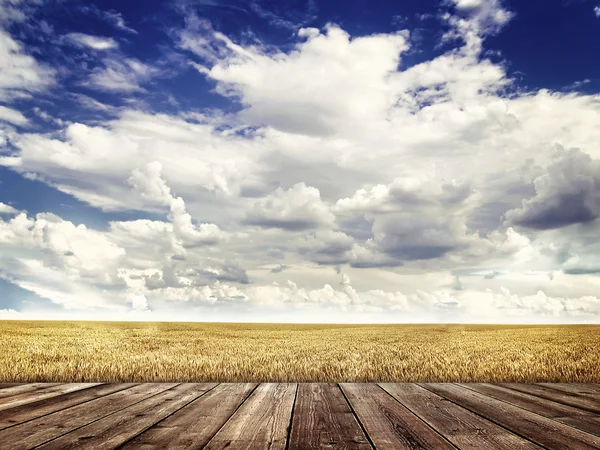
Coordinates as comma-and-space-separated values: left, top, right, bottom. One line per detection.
1, 321, 599, 383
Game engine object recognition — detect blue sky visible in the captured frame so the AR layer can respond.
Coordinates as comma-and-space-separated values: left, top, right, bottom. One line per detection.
1, 0, 600, 322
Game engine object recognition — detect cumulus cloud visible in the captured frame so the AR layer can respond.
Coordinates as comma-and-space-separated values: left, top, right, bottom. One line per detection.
2, 0, 600, 321
245, 182, 336, 231
506, 148, 600, 230
197, 24, 409, 136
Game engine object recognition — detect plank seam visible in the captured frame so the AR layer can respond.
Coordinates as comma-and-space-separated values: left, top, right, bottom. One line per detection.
458, 383, 600, 438
501, 384, 600, 415
336, 383, 376, 450
284, 383, 298, 450
0, 383, 138, 432
201, 382, 262, 449
29, 383, 183, 449
417, 383, 551, 450
114, 383, 220, 449
376, 384, 459, 450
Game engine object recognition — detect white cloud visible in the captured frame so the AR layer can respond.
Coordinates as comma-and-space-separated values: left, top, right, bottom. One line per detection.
201, 24, 409, 136
64, 33, 119, 50
594, 6, 600, 18
0, 29, 55, 101
84, 57, 155, 92
0, 202, 18, 214
0, 105, 28, 125
3, 2, 600, 321
245, 182, 336, 230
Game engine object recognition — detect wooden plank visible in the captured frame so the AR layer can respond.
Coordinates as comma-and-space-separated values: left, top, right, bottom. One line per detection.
0, 383, 135, 430
0, 383, 178, 449
0, 384, 25, 390
381, 383, 540, 450
422, 383, 600, 450
36, 383, 217, 450
460, 383, 600, 437
204, 383, 296, 450
288, 383, 372, 450
341, 383, 455, 450
0, 383, 101, 412
121, 383, 256, 449
0, 383, 61, 400
500, 383, 600, 414
537, 383, 600, 397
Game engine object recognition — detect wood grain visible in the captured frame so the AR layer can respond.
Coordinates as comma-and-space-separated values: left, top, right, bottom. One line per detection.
500, 383, 600, 414
0, 383, 100, 412
204, 383, 296, 450
0, 383, 178, 450
0, 384, 61, 400
288, 383, 372, 450
341, 383, 454, 450
460, 383, 600, 437
36, 383, 217, 450
382, 383, 540, 450
121, 383, 256, 450
0, 383, 134, 430
423, 383, 600, 450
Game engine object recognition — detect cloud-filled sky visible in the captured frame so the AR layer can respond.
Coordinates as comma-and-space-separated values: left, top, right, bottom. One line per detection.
1, 0, 600, 323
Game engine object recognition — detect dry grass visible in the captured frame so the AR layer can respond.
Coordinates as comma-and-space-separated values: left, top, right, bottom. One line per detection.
0, 321, 599, 382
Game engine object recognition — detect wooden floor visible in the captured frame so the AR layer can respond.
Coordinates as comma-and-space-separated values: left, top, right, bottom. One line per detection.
0, 383, 599, 449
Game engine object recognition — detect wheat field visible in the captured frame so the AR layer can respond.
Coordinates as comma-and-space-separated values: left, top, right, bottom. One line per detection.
0, 321, 599, 383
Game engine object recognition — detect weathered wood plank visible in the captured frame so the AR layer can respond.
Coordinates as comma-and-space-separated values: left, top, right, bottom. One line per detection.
341, 383, 454, 450
288, 383, 372, 450
0, 383, 178, 450
501, 383, 600, 414
0, 383, 135, 430
0, 384, 25, 390
423, 383, 600, 450
382, 383, 540, 450
0, 384, 61, 400
537, 383, 600, 397
380, 383, 539, 449
120, 383, 256, 450
36, 383, 217, 450
204, 383, 296, 450
460, 383, 600, 437
0, 383, 100, 412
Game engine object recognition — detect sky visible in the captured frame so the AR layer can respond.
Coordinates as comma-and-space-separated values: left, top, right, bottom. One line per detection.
1, 0, 600, 323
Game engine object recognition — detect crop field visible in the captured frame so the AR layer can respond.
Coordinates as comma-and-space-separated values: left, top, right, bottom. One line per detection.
0, 321, 599, 383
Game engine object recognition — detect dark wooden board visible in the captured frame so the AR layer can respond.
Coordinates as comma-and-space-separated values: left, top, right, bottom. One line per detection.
500, 383, 600, 414
423, 383, 600, 450
460, 383, 600, 437
121, 383, 257, 449
36, 383, 217, 450
382, 383, 540, 450
0, 383, 178, 450
288, 383, 372, 450
341, 383, 455, 450
204, 383, 296, 450
0, 383, 135, 430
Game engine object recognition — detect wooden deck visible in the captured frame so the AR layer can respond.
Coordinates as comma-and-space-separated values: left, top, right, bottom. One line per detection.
0, 383, 599, 449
